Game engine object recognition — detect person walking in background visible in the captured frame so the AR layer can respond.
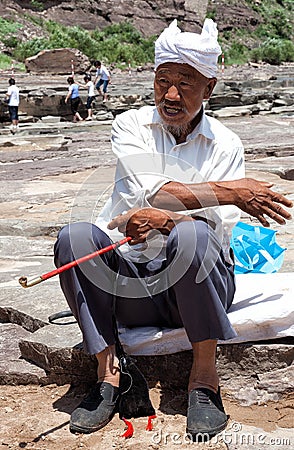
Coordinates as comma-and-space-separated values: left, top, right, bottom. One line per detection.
79, 74, 95, 121
93, 60, 111, 103
6, 78, 19, 134
65, 76, 83, 122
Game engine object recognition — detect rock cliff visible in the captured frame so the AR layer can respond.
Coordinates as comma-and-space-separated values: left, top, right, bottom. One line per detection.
0, 0, 210, 37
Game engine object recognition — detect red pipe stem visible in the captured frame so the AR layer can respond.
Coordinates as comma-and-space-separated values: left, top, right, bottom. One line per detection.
19, 236, 131, 288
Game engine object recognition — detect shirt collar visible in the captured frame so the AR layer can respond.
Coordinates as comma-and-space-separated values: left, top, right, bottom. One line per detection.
188, 110, 215, 141
143, 105, 215, 141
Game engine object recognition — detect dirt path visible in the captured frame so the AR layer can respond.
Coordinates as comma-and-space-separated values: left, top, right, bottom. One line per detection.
0, 384, 293, 450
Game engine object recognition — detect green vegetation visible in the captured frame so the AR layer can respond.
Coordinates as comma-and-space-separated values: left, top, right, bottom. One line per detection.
0, 53, 13, 70
30, 0, 45, 10
206, 9, 216, 21
0, 53, 25, 71
23, 12, 44, 27
254, 8, 292, 40
0, 18, 23, 69
9, 19, 156, 67
219, 39, 250, 65
0, 17, 22, 38
247, 0, 294, 64
218, 0, 293, 65
251, 38, 294, 65
91, 23, 155, 66
0, 1, 293, 68
13, 37, 49, 61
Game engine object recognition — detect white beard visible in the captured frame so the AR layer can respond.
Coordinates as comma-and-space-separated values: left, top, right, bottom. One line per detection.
159, 102, 203, 140
163, 123, 191, 139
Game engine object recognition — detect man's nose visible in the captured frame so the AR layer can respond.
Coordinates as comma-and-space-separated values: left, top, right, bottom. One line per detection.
165, 85, 180, 101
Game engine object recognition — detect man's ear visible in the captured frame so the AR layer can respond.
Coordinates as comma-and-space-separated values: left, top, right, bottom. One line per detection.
204, 78, 217, 100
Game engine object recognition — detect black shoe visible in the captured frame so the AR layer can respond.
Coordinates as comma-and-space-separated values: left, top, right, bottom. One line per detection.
186, 387, 228, 441
70, 382, 119, 434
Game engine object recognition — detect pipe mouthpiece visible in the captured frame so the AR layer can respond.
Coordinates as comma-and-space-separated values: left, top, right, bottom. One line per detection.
19, 276, 28, 288
18, 276, 43, 288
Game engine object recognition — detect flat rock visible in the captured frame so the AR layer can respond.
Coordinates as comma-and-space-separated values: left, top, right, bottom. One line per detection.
221, 115, 294, 158
222, 365, 294, 406
0, 278, 67, 331
40, 115, 61, 124
246, 156, 294, 180
212, 105, 254, 118
1, 67, 293, 121
16, 323, 294, 390
0, 323, 47, 384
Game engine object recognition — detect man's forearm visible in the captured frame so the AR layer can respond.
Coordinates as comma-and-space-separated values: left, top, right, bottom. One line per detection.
108, 178, 292, 242
149, 179, 292, 227
149, 181, 226, 211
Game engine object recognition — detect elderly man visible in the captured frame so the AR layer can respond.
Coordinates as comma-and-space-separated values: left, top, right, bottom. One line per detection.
54, 19, 292, 439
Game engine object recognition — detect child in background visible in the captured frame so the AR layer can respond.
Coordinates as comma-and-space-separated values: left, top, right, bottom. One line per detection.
80, 74, 95, 121
65, 77, 83, 122
6, 78, 19, 134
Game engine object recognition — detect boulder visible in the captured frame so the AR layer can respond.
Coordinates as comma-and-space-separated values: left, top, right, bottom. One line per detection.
25, 48, 91, 75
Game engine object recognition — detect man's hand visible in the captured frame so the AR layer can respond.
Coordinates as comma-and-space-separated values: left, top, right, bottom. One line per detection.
108, 207, 192, 245
108, 207, 139, 235
213, 178, 293, 227
151, 178, 293, 228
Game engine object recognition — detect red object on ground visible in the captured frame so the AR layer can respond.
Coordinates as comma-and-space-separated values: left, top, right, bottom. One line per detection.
146, 415, 157, 431
121, 418, 134, 438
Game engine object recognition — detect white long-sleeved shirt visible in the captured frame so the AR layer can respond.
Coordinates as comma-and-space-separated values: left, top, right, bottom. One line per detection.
96, 105, 245, 263
95, 65, 110, 81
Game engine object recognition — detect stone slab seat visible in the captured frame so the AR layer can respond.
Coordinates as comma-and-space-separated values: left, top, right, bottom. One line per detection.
15, 272, 294, 386
120, 272, 294, 354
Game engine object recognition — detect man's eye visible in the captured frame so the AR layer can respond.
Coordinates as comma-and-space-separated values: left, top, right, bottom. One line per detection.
157, 78, 169, 84
180, 81, 192, 88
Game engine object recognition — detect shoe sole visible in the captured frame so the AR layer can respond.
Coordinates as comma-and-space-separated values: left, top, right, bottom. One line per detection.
69, 402, 118, 434
70, 412, 115, 434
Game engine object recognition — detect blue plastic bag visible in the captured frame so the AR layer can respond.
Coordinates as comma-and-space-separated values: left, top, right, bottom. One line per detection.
230, 221, 286, 274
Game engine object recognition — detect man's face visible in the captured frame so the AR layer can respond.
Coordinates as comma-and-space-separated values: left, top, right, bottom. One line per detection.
154, 62, 216, 130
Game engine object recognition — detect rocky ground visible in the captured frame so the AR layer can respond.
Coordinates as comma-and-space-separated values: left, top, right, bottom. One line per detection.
0, 65, 293, 449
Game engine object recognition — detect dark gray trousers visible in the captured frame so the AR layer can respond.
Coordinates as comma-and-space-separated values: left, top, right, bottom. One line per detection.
54, 220, 237, 355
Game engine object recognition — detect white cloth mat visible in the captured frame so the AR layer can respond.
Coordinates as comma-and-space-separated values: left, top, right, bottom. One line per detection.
119, 273, 294, 355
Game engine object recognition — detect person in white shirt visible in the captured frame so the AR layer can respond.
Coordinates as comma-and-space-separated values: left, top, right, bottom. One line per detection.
6, 78, 19, 133
93, 60, 111, 102
78, 74, 95, 120
54, 19, 293, 440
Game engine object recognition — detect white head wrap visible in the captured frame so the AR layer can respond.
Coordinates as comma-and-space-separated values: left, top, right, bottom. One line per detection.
154, 18, 222, 78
